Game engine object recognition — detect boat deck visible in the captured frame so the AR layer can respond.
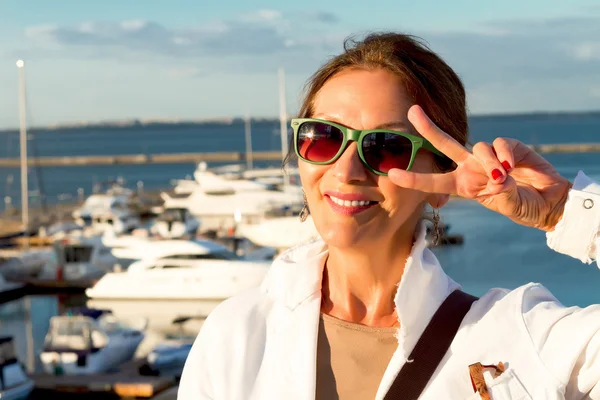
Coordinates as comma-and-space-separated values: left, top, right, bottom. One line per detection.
30, 360, 176, 399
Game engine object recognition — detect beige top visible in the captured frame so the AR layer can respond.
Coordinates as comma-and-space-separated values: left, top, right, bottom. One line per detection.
315, 313, 399, 400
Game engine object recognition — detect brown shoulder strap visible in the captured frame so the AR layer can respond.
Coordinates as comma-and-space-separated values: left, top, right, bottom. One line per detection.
383, 290, 478, 400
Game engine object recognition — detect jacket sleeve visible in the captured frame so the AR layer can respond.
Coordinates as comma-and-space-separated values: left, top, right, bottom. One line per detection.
546, 171, 600, 266
528, 172, 600, 398
521, 285, 600, 399
178, 316, 216, 399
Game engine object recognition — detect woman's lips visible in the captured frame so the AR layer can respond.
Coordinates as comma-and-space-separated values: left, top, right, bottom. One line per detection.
325, 194, 378, 216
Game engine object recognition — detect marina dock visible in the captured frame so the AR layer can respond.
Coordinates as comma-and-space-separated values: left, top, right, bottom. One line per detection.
0, 150, 284, 167
0, 143, 598, 167
0, 277, 94, 304
30, 360, 176, 399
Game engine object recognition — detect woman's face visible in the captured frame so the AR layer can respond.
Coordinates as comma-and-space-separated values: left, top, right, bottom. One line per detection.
299, 68, 439, 249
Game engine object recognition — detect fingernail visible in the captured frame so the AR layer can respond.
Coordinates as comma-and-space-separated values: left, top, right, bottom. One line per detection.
501, 161, 511, 171
492, 169, 502, 180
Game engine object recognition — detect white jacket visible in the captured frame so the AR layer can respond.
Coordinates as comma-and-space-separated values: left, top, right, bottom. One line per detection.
179, 171, 600, 400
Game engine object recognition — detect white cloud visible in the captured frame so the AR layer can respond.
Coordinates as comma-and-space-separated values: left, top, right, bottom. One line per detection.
23, 18, 292, 57
24, 24, 58, 38
302, 11, 338, 23
241, 9, 283, 22
572, 42, 600, 60
120, 20, 149, 32
78, 22, 96, 33
21, 9, 342, 61
15, 11, 600, 107
172, 36, 192, 46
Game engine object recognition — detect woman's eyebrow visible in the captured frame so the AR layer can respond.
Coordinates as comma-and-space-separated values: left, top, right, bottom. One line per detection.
374, 121, 409, 130
312, 115, 409, 131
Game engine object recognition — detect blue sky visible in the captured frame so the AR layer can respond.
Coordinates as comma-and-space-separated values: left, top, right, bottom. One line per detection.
1, 0, 600, 129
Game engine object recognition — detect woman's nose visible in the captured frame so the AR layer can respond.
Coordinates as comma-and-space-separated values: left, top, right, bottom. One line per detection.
332, 142, 369, 184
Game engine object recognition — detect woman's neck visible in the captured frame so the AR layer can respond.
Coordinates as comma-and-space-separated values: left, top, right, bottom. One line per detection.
320, 227, 416, 327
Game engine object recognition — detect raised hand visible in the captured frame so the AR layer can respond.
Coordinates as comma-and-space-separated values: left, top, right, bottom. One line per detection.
388, 105, 572, 232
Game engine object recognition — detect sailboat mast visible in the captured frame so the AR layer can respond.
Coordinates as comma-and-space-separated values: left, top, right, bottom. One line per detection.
16, 60, 29, 249
244, 111, 253, 170
278, 68, 290, 188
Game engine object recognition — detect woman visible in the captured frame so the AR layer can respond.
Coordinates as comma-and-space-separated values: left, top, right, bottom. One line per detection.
179, 33, 600, 399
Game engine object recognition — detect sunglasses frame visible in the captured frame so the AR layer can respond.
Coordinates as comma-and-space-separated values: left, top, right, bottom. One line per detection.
291, 118, 444, 176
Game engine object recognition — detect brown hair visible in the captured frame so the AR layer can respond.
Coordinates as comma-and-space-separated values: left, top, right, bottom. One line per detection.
284, 32, 468, 172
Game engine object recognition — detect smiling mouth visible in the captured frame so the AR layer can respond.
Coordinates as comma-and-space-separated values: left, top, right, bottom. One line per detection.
328, 196, 378, 207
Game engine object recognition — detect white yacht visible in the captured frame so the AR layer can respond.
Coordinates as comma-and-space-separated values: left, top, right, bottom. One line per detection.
73, 192, 133, 226
173, 162, 300, 193
172, 162, 276, 194
161, 187, 303, 233
86, 239, 271, 334
237, 215, 320, 251
38, 235, 119, 281
40, 308, 145, 375
102, 236, 230, 263
72, 180, 141, 234
165, 163, 304, 233
95, 209, 141, 235
0, 249, 53, 280
149, 208, 200, 239
0, 337, 34, 400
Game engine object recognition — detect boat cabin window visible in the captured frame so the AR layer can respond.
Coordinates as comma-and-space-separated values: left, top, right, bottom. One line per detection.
63, 245, 93, 263
45, 318, 92, 350
0, 339, 16, 365
162, 251, 239, 261
98, 247, 112, 256
159, 208, 187, 222
111, 200, 128, 210
44, 317, 109, 350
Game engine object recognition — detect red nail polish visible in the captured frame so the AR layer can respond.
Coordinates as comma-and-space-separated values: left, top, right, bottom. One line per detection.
501, 161, 511, 171
492, 169, 502, 180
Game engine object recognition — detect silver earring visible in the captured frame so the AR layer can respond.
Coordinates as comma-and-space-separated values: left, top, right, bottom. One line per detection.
432, 208, 441, 246
299, 191, 309, 222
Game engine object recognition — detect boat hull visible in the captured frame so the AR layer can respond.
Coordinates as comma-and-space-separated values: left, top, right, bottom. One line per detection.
40, 334, 144, 375
87, 298, 217, 335
0, 379, 34, 400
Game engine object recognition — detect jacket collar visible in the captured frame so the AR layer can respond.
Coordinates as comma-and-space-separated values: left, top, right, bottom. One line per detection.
262, 223, 460, 354
261, 238, 329, 310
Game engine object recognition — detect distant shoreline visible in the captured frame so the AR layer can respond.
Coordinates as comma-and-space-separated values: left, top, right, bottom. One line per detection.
1, 109, 599, 134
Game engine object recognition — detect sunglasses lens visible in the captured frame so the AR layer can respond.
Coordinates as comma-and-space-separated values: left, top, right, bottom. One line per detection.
297, 121, 344, 162
362, 132, 414, 173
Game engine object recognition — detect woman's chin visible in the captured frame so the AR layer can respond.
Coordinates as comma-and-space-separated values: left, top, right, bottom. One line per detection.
319, 225, 378, 250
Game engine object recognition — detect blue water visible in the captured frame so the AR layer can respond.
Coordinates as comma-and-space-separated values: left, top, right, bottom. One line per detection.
0, 114, 599, 207
435, 200, 600, 307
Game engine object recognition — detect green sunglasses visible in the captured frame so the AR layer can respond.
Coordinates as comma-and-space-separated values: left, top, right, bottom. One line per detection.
291, 118, 444, 176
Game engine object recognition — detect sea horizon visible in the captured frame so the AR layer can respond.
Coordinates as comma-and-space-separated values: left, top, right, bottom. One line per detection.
1, 108, 600, 135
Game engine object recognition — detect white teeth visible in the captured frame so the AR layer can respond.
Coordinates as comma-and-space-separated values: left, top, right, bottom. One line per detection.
330, 196, 375, 207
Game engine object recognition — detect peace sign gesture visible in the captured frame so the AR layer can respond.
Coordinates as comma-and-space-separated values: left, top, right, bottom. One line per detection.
388, 105, 572, 232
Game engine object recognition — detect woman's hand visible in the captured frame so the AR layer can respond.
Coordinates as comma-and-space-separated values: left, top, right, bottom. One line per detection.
388, 105, 572, 232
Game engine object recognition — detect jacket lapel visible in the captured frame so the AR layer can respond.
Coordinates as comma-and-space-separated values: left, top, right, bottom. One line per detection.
265, 293, 322, 399
256, 240, 328, 400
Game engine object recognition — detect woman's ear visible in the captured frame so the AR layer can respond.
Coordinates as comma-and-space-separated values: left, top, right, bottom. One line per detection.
426, 193, 450, 209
